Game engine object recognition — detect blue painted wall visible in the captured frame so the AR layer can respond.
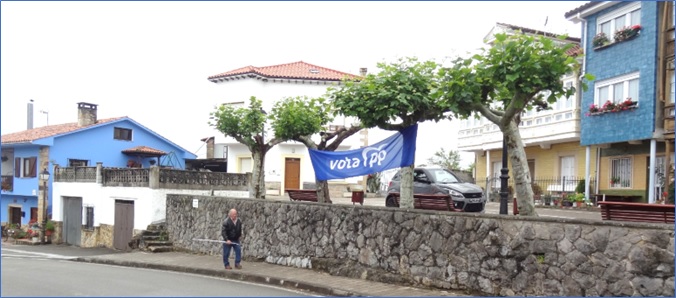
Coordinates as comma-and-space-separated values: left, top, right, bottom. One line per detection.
48, 119, 192, 170
580, 2, 658, 146
1, 117, 196, 225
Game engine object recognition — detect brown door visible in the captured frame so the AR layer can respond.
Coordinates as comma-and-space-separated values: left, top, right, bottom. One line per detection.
9, 207, 21, 225
284, 158, 301, 191
30, 208, 37, 222
113, 200, 134, 251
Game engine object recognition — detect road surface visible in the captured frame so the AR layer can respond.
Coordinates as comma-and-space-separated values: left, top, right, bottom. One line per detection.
1, 247, 313, 297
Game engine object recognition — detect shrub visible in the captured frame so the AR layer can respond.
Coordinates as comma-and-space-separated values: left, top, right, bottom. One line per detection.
575, 179, 585, 194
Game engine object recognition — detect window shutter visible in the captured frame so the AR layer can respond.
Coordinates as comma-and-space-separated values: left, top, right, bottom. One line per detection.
14, 158, 20, 177
27, 157, 37, 177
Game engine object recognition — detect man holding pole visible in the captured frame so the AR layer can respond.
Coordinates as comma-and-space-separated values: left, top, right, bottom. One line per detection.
221, 208, 242, 269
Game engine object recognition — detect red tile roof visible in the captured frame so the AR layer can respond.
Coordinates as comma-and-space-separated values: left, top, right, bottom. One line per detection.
208, 61, 360, 82
1, 117, 124, 144
565, 44, 583, 57
122, 146, 167, 156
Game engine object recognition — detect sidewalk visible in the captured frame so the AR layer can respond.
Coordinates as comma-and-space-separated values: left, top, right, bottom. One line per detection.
74, 251, 467, 296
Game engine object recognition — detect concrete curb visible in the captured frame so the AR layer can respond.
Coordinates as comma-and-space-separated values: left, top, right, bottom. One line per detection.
72, 257, 362, 296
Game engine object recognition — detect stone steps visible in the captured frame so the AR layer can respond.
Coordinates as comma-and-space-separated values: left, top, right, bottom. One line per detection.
135, 221, 173, 253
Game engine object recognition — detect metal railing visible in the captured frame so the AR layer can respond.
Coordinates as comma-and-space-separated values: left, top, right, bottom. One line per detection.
482, 176, 597, 202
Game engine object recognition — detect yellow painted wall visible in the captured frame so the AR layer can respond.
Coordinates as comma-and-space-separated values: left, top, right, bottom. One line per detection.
473, 141, 599, 180
598, 153, 665, 192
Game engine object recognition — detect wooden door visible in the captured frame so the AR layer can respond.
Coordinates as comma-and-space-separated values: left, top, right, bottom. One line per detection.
284, 158, 301, 190
63, 197, 82, 246
9, 207, 21, 225
30, 208, 37, 222
113, 200, 134, 251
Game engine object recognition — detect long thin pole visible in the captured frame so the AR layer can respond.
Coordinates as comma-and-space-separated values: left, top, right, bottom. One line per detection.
499, 135, 509, 215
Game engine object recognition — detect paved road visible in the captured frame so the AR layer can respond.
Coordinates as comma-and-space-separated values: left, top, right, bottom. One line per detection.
1, 248, 312, 297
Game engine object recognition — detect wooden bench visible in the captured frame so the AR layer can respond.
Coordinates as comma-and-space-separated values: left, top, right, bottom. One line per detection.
286, 189, 318, 202
598, 201, 675, 224
389, 192, 459, 212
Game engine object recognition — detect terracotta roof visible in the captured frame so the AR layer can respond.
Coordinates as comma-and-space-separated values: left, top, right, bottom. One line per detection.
121, 146, 167, 156
1, 117, 125, 144
565, 44, 584, 57
208, 61, 360, 82
564, 2, 602, 19
496, 22, 581, 42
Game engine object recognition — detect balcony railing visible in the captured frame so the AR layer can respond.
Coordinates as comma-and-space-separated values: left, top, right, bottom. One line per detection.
1, 175, 13, 192
55, 167, 97, 182
458, 109, 580, 150
54, 166, 250, 191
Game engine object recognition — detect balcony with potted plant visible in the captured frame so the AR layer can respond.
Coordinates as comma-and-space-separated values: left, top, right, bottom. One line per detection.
586, 98, 639, 116
593, 24, 642, 51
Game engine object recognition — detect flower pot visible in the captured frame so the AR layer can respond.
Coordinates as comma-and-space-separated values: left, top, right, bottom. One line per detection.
45, 230, 53, 237
31, 236, 39, 243
576, 201, 584, 208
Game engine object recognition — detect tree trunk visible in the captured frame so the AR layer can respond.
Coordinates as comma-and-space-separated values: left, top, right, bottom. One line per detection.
250, 150, 266, 199
316, 180, 332, 203
503, 121, 537, 216
399, 164, 415, 208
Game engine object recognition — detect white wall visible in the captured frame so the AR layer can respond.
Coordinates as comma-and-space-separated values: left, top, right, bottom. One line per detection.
53, 182, 247, 230
209, 78, 371, 188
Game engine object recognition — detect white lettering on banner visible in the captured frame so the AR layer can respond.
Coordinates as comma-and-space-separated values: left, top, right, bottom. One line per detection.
328, 145, 388, 170
362, 145, 387, 167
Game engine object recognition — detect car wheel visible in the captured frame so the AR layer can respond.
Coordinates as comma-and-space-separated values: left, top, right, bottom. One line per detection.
385, 196, 397, 207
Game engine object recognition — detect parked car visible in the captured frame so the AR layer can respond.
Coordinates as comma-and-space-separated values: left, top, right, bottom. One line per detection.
385, 167, 486, 212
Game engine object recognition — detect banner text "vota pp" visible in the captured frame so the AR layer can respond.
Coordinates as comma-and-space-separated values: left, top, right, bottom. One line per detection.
328, 145, 387, 170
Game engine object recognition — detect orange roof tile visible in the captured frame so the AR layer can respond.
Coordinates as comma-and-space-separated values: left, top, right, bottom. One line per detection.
122, 146, 167, 155
1, 117, 124, 144
208, 61, 360, 82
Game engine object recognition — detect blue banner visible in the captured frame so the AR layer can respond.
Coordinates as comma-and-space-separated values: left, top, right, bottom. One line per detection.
309, 124, 418, 180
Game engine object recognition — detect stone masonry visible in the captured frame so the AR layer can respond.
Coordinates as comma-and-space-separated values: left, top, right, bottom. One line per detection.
167, 194, 675, 296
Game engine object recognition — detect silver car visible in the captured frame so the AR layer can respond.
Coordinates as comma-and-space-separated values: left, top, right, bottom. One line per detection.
385, 167, 486, 212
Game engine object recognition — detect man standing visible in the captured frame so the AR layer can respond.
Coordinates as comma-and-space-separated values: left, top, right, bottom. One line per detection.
221, 208, 242, 269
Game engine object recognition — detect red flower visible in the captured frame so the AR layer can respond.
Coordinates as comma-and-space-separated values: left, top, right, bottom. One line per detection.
632, 24, 642, 30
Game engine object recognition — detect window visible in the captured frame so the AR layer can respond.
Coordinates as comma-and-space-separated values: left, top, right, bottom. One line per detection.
85, 206, 94, 230
553, 81, 574, 111
594, 72, 640, 105
14, 157, 36, 178
610, 157, 632, 188
114, 127, 132, 141
597, 2, 641, 42
68, 159, 88, 167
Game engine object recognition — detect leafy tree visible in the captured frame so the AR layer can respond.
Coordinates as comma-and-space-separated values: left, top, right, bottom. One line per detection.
209, 96, 286, 199
329, 57, 450, 208
441, 32, 592, 216
269, 96, 362, 203
426, 148, 461, 171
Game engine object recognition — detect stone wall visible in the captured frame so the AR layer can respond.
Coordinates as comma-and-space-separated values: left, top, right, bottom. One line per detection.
166, 194, 675, 297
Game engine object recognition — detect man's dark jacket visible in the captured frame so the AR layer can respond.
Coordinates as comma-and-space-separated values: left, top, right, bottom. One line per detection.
221, 217, 242, 242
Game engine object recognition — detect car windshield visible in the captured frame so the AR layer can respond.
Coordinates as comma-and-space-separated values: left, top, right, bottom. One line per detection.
430, 169, 460, 183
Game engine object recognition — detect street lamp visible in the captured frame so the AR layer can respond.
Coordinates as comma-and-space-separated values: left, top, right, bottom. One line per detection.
499, 136, 510, 215
39, 168, 50, 244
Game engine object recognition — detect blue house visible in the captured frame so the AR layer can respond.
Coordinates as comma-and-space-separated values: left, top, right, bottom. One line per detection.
565, 2, 674, 203
1, 102, 196, 226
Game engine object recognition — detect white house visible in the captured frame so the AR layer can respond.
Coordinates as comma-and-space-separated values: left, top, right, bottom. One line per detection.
207, 61, 368, 197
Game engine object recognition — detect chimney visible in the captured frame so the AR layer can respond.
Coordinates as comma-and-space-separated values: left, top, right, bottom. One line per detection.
359, 68, 367, 76
77, 102, 98, 127
201, 137, 215, 159
27, 99, 34, 129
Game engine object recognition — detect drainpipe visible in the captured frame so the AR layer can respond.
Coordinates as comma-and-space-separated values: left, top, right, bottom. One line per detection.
578, 16, 588, 82
585, 146, 591, 201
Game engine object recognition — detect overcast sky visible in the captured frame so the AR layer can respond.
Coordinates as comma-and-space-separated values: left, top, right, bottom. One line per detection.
1, 1, 585, 167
